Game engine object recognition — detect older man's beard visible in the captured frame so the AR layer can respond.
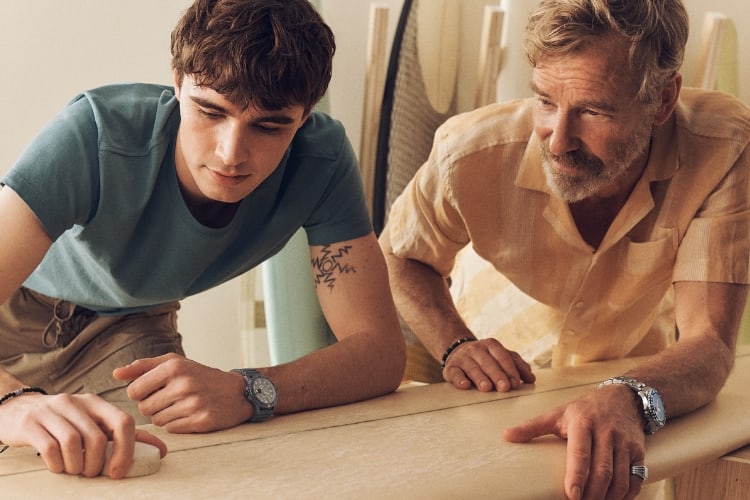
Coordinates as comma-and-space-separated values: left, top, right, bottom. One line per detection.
539, 121, 654, 203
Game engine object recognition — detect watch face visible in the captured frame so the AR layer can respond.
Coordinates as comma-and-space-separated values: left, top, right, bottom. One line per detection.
252, 377, 277, 407
649, 390, 667, 425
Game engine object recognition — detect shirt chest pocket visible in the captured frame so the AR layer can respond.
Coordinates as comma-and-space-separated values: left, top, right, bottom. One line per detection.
615, 229, 678, 291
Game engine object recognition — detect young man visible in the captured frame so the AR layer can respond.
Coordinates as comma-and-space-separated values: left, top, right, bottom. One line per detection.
0, 0, 405, 479
381, 0, 749, 498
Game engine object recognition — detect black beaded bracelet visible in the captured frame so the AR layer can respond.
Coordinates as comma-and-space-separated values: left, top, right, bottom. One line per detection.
0, 387, 48, 405
440, 337, 477, 367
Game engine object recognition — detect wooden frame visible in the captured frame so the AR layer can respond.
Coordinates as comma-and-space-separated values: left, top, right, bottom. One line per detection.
359, 4, 390, 215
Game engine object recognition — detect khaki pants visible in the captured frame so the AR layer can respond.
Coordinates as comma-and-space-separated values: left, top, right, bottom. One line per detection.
0, 287, 184, 423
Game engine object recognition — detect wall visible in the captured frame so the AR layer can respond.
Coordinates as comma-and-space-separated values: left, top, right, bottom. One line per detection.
322, 0, 405, 161
681, 0, 748, 99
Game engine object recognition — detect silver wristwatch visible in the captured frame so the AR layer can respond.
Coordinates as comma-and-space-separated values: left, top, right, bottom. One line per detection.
599, 376, 666, 434
232, 368, 278, 422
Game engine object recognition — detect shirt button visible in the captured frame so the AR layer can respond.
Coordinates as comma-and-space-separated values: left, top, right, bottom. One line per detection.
576, 301, 584, 308
565, 329, 577, 336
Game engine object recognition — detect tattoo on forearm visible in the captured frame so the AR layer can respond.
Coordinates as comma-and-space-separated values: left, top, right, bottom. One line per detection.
312, 244, 356, 291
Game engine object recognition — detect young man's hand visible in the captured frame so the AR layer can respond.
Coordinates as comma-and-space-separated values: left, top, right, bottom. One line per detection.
114, 353, 252, 433
0, 392, 166, 478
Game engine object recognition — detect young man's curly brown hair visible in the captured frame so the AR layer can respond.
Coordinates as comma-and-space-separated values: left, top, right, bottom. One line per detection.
171, 0, 335, 113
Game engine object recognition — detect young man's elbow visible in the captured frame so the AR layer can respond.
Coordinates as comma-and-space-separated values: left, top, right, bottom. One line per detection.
377, 333, 407, 393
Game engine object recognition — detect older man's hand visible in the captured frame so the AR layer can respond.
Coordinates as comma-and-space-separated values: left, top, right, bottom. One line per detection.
503, 385, 647, 500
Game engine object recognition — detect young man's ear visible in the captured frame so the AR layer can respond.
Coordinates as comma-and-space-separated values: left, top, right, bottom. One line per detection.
172, 69, 183, 100
654, 72, 682, 126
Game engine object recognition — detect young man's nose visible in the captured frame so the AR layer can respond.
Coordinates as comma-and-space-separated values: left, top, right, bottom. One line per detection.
216, 123, 249, 166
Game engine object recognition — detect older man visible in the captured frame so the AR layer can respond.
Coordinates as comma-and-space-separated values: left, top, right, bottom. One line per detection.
380, 0, 749, 498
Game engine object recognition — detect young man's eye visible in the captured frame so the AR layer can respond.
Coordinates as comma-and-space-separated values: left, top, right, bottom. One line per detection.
256, 124, 282, 134
198, 108, 222, 120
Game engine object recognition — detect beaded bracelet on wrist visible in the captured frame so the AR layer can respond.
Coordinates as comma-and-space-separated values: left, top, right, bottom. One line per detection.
0, 387, 48, 405
440, 337, 477, 367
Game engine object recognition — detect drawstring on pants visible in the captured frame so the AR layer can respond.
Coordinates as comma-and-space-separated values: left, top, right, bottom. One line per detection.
42, 299, 97, 348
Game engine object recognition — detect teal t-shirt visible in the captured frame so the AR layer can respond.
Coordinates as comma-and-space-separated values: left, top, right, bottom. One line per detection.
3, 83, 372, 314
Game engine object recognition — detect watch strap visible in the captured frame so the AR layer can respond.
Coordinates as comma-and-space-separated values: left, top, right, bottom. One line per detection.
598, 376, 666, 434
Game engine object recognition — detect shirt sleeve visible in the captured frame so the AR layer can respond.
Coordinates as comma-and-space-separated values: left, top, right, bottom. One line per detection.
301, 116, 374, 246
387, 125, 470, 277
674, 147, 750, 284
2, 95, 99, 240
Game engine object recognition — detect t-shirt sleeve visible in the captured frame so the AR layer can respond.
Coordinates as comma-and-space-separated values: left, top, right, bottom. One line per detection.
2, 95, 99, 240
302, 122, 373, 246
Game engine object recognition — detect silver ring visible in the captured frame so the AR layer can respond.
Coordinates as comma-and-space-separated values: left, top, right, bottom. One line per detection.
630, 465, 648, 481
